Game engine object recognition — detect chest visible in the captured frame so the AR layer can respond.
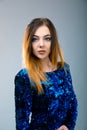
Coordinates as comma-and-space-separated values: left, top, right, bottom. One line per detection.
32, 73, 70, 113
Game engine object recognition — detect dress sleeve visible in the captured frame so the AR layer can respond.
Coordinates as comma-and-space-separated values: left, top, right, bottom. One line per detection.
14, 70, 33, 130
63, 64, 78, 130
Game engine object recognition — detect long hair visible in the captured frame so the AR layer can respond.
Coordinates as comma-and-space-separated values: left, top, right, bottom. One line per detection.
23, 18, 64, 94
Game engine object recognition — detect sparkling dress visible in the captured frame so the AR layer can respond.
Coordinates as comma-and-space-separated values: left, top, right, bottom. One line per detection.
14, 64, 78, 130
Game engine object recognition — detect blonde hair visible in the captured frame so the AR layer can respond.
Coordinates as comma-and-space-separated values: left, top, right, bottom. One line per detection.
23, 18, 64, 94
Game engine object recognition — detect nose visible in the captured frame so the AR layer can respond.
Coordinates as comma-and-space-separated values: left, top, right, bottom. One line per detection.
39, 39, 44, 47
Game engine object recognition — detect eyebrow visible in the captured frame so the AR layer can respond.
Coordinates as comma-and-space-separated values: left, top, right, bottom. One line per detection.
33, 34, 51, 37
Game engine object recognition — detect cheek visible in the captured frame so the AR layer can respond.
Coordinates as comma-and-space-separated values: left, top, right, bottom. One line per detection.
32, 43, 36, 51
48, 43, 51, 51
32, 43, 38, 55
31, 44, 35, 54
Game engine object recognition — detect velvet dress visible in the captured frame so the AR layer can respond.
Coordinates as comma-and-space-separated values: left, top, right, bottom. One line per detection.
14, 64, 78, 130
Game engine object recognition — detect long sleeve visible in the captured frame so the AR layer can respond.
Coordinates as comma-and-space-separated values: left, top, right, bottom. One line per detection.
14, 70, 33, 130
63, 65, 78, 130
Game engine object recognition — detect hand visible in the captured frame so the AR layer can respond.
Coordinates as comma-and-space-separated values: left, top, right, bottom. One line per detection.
57, 125, 69, 130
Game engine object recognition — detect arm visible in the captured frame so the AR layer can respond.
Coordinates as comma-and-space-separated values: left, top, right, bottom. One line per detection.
14, 70, 33, 130
63, 64, 78, 130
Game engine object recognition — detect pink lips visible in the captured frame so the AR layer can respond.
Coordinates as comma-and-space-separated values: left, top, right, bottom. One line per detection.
38, 50, 45, 54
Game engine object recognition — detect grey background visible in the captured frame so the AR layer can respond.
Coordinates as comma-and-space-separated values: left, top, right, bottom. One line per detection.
0, 0, 87, 130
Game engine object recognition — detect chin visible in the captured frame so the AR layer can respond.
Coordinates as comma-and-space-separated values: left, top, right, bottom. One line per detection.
36, 55, 47, 60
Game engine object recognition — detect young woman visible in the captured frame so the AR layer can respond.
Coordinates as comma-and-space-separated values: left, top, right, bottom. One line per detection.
14, 18, 78, 130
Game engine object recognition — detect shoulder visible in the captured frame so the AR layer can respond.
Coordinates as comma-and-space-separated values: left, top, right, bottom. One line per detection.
14, 69, 35, 98
63, 62, 71, 76
57, 62, 70, 77
15, 68, 28, 77
58, 62, 70, 71
57, 62, 70, 70
63, 62, 70, 72
14, 68, 30, 85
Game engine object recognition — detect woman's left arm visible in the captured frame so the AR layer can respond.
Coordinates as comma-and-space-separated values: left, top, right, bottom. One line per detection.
63, 64, 78, 130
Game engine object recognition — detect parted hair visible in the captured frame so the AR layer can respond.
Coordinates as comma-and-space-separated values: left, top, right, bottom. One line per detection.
23, 18, 64, 94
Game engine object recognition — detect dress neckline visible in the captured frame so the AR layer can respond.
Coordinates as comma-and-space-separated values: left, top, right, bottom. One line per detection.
44, 67, 62, 74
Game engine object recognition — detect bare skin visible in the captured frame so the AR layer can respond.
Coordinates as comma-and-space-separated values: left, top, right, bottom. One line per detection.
57, 125, 69, 130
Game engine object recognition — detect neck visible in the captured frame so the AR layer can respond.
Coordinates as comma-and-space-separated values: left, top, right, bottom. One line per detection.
40, 58, 53, 72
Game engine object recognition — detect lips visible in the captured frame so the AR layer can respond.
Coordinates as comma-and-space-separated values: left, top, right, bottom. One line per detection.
38, 50, 45, 54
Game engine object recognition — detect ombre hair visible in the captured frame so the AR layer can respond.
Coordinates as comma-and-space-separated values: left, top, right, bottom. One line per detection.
23, 18, 64, 94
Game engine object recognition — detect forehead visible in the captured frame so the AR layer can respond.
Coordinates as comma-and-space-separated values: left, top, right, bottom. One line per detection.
34, 25, 51, 36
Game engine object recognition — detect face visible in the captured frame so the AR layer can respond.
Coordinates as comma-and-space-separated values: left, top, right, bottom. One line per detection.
31, 25, 51, 61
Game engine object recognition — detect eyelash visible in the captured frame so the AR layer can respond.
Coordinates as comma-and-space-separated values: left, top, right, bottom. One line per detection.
44, 37, 52, 41
31, 37, 38, 42
31, 37, 52, 42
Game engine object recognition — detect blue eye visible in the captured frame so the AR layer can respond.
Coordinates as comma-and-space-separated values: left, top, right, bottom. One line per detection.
44, 37, 52, 41
31, 37, 38, 42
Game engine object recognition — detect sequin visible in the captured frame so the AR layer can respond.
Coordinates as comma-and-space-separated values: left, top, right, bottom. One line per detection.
14, 64, 78, 130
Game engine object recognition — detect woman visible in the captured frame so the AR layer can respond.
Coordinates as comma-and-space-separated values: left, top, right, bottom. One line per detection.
14, 18, 78, 130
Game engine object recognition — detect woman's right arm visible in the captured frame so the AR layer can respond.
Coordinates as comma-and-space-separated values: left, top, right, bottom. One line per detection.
14, 70, 33, 130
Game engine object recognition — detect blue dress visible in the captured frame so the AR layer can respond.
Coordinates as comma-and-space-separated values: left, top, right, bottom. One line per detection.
14, 64, 78, 130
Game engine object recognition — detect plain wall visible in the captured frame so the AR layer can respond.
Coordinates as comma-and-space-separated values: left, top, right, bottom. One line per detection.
0, 0, 87, 130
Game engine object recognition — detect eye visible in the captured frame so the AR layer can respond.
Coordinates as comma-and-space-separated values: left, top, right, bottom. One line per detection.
44, 36, 52, 41
31, 37, 38, 42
